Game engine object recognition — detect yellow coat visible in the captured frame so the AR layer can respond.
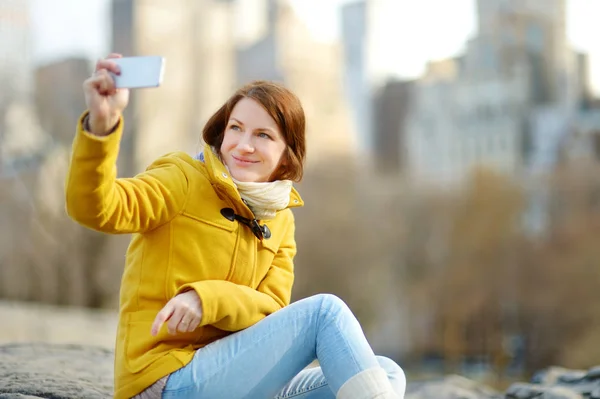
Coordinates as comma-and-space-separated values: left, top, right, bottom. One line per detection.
65, 112, 304, 399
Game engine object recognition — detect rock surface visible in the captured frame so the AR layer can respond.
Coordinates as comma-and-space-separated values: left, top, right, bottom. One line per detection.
1, 342, 600, 398
503, 365, 600, 398
406, 365, 600, 399
0, 343, 113, 399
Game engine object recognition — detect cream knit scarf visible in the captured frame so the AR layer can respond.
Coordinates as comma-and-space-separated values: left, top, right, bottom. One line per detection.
230, 175, 293, 220
198, 148, 292, 220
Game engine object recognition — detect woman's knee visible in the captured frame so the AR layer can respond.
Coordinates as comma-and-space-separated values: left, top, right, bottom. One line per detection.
294, 293, 351, 316
314, 293, 351, 315
376, 356, 407, 394
293, 294, 357, 333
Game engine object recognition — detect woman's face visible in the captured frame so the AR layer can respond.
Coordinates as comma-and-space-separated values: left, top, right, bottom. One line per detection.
220, 98, 287, 183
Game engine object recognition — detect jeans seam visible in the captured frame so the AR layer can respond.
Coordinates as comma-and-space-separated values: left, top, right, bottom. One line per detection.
162, 385, 194, 397
163, 386, 193, 393
275, 380, 329, 399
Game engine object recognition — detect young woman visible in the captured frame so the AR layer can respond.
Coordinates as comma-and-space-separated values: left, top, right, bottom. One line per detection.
66, 53, 406, 399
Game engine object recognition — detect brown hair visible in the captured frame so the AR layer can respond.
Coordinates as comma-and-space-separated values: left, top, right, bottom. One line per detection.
203, 80, 306, 182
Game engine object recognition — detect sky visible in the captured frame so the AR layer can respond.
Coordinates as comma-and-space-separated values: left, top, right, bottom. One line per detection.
30, 0, 600, 95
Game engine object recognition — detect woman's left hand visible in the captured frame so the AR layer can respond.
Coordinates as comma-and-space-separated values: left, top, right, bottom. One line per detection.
151, 290, 203, 336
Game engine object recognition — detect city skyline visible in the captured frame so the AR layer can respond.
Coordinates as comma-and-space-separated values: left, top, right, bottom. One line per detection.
28, 0, 600, 95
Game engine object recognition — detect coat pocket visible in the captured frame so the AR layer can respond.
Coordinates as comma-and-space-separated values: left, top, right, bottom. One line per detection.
124, 311, 200, 373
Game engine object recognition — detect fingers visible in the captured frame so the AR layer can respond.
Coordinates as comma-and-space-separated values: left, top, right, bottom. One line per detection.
151, 291, 203, 336
84, 69, 117, 96
151, 302, 175, 337
95, 60, 120, 75
181, 312, 201, 333
167, 305, 187, 335
166, 305, 201, 334
91, 53, 121, 94
179, 311, 201, 333
93, 53, 122, 80
95, 55, 121, 75
96, 70, 116, 94
187, 311, 202, 332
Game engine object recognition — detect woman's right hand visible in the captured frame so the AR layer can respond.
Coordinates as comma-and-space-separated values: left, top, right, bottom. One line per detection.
151, 290, 204, 336
83, 53, 130, 136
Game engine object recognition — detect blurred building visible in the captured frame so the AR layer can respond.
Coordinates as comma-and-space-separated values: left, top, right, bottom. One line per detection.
524, 105, 600, 235
372, 80, 415, 173
235, 0, 355, 164
468, 0, 580, 109
277, 2, 356, 163
340, 1, 371, 156
404, 0, 596, 187
408, 69, 531, 184
34, 58, 90, 145
0, 0, 32, 97
340, 0, 405, 160
0, 0, 45, 169
235, 0, 283, 84
111, 0, 237, 173
0, 0, 58, 305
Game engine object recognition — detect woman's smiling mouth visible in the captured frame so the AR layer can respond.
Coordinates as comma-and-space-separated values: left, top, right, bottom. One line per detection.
232, 155, 259, 166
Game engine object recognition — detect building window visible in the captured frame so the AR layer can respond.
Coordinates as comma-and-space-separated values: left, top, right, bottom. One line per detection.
526, 24, 544, 52
483, 47, 497, 69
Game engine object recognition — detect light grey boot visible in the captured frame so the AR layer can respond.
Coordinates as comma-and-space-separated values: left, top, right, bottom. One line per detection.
336, 367, 402, 399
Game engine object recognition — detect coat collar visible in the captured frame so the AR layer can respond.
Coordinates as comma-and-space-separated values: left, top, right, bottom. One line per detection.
200, 146, 304, 214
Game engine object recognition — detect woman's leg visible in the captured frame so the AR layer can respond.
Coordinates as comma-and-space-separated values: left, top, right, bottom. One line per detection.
274, 356, 406, 399
161, 294, 401, 399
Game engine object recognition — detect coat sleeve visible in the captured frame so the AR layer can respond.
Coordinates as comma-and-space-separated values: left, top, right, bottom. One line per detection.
177, 213, 296, 332
65, 112, 189, 234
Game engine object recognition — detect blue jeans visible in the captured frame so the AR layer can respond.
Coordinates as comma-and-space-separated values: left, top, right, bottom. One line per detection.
161, 294, 406, 398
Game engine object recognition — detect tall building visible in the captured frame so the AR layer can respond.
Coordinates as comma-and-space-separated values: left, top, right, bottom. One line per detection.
234, 0, 355, 163
0, 0, 32, 98
34, 58, 90, 145
372, 79, 415, 173
340, 0, 404, 158
412, 66, 532, 184
0, 0, 45, 166
404, 0, 590, 186
235, 0, 283, 84
467, 0, 576, 108
276, 1, 355, 162
340, 1, 371, 155
111, 0, 237, 174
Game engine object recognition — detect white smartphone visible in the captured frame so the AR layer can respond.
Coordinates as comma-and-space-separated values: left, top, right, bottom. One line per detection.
110, 56, 166, 89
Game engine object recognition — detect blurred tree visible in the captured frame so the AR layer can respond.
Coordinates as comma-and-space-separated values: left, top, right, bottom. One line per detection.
518, 161, 600, 371
399, 167, 525, 376
293, 155, 409, 336
399, 161, 600, 378
0, 58, 128, 309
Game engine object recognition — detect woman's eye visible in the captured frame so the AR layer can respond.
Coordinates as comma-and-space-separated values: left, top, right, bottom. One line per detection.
258, 132, 271, 139
230, 125, 241, 131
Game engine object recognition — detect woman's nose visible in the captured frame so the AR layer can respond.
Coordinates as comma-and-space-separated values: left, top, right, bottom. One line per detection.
236, 133, 254, 152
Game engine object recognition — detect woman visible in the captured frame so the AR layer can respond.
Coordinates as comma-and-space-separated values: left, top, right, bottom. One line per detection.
66, 53, 406, 399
